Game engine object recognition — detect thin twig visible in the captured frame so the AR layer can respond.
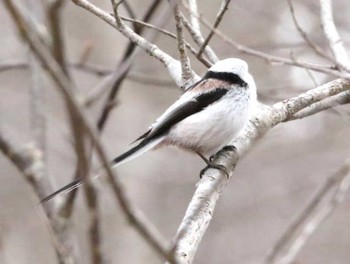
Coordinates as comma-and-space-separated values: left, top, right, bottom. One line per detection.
48, 9, 99, 264
264, 163, 350, 264
183, 5, 350, 80
197, 0, 231, 58
97, 0, 163, 131
320, 0, 350, 70
4, 1, 176, 262
121, 0, 137, 29
119, 15, 211, 66
127, 71, 175, 87
72, 0, 199, 87
14, 1, 77, 263
184, 0, 218, 63
172, 1, 194, 86
287, 0, 332, 62
48, 0, 69, 75
187, 0, 201, 34
61, 0, 164, 218
0, 129, 76, 264
76, 5, 163, 258
83, 177, 103, 264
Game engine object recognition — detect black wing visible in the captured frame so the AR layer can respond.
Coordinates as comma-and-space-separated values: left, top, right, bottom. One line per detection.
138, 88, 229, 142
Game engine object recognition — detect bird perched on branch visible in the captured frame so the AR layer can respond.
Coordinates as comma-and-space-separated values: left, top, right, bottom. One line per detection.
42, 58, 257, 202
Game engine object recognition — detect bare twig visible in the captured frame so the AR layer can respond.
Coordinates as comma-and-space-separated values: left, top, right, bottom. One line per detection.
320, 0, 350, 69
27, 0, 48, 185
289, 90, 350, 120
264, 163, 350, 264
183, 20, 218, 64
46, 9, 98, 264
83, 177, 103, 264
72, 0, 199, 87
47, 0, 69, 75
0, 59, 114, 76
49, 0, 96, 258
127, 71, 175, 87
0, 60, 28, 72
12, 1, 78, 263
187, 0, 201, 34
287, 0, 332, 61
183, 4, 350, 80
4, 1, 176, 262
76, 4, 162, 259
97, 0, 163, 131
119, 15, 210, 66
0, 129, 76, 264
0, 59, 194, 86
61, 0, 164, 219
121, 0, 137, 28
172, 2, 194, 86
78, 41, 94, 65
197, 0, 231, 58
185, 0, 218, 63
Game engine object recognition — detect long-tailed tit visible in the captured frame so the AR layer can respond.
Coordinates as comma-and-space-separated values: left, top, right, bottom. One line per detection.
42, 58, 257, 202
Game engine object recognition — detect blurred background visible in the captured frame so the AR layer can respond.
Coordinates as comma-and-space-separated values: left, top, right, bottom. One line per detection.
1, 0, 350, 263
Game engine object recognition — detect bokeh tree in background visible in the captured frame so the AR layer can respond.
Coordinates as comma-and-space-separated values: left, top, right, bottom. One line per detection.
0, 0, 349, 263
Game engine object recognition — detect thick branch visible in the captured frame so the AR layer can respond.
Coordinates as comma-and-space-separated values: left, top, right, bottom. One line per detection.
290, 90, 350, 120
171, 78, 350, 263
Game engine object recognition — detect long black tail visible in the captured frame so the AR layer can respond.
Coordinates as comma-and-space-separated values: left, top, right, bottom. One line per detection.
40, 177, 83, 203
40, 137, 162, 203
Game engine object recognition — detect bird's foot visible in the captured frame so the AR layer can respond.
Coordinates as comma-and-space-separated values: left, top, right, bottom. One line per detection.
200, 162, 229, 178
199, 146, 237, 178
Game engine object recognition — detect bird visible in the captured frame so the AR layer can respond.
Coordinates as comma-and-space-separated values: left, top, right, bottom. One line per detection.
41, 58, 257, 203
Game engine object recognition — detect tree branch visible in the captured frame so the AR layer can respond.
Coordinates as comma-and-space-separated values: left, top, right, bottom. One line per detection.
172, 2, 194, 86
185, 0, 218, 63
170, 78, 350, 263
0, 128, 77, 264
4, 1, 177, 262
73, 0, 199, 87
264, 163, 350, 264
183, 4, 350, 80
289, 90, 350, 120
320, 0, 350, 70
197, 0, 231, 58
287, 0, 333, 62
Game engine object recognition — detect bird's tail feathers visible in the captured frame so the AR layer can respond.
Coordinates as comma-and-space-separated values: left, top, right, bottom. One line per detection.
111, 137, 163, 168
40, 177, 83, 203
40, 137, 163, 203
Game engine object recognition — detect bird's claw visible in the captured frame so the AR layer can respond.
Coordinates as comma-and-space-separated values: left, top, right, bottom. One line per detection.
199, 163, 229, 179
221, 145, 237, 152
199, 145, 237, 178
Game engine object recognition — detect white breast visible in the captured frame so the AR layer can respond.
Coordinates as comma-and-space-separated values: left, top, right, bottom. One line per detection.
166, 88, 252, 155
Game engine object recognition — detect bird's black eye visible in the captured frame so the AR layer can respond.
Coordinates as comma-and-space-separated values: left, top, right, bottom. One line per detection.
205, 71, 248, 87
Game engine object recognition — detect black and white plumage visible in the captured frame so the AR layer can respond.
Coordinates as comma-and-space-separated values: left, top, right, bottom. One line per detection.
42, 58, 257, 202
